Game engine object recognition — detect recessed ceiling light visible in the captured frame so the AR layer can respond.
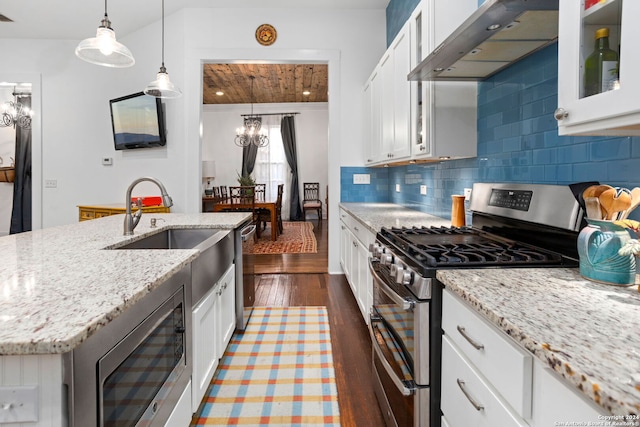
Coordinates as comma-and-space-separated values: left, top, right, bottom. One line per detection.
487, 23, 501, 31
216, 91, 224, 96
302, 90, 311, 96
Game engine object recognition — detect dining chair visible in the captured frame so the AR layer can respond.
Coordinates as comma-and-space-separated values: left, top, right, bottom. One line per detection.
219, 186, 228, 200
212, 186, 221, 201
227, 186, 260, 239
254, 183, 266, 202
302, 182, 322, 227
258, 183, 284, 235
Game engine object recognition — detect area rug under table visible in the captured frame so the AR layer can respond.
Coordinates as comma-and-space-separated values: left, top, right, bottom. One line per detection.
243, 221, 318, 255
192, 306, 340, 427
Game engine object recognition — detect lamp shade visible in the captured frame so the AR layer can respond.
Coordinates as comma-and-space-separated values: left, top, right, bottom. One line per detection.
75, 26, 135, 68
202, 160, 216, 179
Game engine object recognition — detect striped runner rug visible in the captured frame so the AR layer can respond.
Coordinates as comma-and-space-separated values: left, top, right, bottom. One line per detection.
191, 306, 341, 426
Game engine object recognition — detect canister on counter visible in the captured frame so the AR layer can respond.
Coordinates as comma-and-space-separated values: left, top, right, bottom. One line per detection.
451, 195, 466, 227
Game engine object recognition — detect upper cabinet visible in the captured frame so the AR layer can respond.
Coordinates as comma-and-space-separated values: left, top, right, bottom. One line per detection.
412, 0, 478, 161
365, 22, 412, 165
363, 0, 478, 167
556, 0, 640, 135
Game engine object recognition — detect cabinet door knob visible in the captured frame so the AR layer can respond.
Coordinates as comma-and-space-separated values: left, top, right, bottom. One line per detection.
554, 108, 569, 121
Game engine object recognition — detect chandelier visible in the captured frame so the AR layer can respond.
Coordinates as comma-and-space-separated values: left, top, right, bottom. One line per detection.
234, 76, 269, 148
0, 94, 32, 130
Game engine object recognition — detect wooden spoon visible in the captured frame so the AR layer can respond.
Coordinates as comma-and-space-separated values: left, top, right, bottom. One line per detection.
621, 187, 640, 220
599, 187, 632, 220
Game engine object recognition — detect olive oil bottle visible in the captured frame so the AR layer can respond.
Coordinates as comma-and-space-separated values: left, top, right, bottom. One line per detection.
584, 27, 619, 97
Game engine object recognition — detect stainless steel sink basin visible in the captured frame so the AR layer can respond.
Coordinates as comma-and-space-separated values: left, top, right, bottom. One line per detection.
115, 228, 225, 250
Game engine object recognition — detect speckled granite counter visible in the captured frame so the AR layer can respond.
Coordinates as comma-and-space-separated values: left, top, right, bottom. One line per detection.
339, 203, 451, 233
0, 213, 250, 355
438, 267, 640, 416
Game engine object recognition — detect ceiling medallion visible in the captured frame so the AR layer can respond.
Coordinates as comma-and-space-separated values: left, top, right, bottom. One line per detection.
255, 24, 277, 46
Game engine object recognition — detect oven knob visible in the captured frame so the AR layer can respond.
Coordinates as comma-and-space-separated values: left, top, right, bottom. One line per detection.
391, 264, 404, 281
389, 263, 402, 277
398, 270, 413, 286
380, 253, 393, 265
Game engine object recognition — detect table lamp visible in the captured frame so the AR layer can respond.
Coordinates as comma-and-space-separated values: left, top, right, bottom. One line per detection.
202, 160, 216, 196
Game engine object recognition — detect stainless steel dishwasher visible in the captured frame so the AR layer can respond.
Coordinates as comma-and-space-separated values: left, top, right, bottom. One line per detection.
235, 221, 256, 330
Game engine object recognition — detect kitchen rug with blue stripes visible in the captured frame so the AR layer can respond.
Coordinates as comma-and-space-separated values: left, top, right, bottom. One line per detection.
191, 306, 341, 426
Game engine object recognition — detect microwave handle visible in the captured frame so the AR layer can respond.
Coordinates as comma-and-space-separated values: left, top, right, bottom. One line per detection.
369, 319, 415, 396
368, 259, 414, 311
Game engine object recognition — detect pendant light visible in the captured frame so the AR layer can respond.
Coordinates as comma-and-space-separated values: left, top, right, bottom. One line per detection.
144, 0, 182, 98
75, 0, 135, 68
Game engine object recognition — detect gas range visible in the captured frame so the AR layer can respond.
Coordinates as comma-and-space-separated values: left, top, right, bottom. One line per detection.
370, 182, 583, 300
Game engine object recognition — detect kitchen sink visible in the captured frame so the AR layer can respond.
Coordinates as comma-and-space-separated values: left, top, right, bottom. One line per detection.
114, 228, 225, 250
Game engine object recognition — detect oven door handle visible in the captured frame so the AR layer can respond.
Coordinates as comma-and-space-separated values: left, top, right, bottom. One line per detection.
369, 319, 415, 396
368, 258, 414, 311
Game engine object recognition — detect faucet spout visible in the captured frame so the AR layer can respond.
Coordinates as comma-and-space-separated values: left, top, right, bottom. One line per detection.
123, 177, 173, 235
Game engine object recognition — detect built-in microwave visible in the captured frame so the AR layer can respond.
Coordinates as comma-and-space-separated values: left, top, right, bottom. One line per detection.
64, 265, 192, 427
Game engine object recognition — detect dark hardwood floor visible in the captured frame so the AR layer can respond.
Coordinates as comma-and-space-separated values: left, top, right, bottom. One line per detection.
249, 219, 328, 274
251, 220, 386, 427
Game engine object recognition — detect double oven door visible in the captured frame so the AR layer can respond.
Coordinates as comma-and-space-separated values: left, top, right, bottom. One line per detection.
369, 257, 442, 427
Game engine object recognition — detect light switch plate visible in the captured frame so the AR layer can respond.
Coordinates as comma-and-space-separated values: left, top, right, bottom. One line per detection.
420, 185, 427, 195
44, 179, 57, 188
464, 188, 472, 201
395, 184, 400, 192
0, 386, 38, 423
102, 157, 113, 166
353, 174, 370, 184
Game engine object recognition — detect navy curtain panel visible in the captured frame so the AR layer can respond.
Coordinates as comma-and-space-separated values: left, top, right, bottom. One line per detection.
241, 139, 259, 178
10, 95, 32, 234
281, 115, 302, 221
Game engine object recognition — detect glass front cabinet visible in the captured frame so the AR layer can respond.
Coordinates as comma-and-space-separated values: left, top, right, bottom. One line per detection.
556, 0, 640, 136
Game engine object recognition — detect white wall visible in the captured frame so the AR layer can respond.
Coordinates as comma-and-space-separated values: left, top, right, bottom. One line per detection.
0, 6, 386, 272
202, 102, 329, 218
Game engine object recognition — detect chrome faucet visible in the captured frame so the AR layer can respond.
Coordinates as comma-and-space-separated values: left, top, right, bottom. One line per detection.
124, 177, 173, 235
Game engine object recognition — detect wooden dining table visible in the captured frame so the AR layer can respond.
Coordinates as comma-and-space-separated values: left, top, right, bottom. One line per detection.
203, 196, 279, 241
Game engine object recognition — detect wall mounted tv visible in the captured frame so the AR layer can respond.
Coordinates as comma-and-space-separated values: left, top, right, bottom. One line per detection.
109, 92, 166, 150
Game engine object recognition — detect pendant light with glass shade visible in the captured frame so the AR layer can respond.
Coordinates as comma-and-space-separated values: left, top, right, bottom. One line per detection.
144, 0, 182, 98
75, 0, 135, 68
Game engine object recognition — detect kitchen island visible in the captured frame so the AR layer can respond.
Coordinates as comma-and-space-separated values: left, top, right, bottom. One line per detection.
0, 213, 250, 426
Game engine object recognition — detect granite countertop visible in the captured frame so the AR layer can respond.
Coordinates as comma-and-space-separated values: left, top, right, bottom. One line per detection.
0, 212, 251, 356
339, 203, 451, 233
438, 267, 640, 416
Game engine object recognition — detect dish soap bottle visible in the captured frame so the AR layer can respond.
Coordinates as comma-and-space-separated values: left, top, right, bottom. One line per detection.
584, 27, 619, 97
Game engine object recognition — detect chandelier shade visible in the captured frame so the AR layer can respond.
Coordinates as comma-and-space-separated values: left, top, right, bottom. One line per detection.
234, 76, 269, 147
144, 0, 182, 99
75, 1, 134, 68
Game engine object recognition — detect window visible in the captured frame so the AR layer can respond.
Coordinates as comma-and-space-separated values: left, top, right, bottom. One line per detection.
253, 117, 289, 217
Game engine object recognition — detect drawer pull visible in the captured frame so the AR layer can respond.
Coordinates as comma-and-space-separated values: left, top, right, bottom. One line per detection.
456, 325, 484, 350
457, 379, 484, 411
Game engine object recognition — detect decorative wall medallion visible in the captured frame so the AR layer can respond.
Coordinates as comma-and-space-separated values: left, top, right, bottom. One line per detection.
255, 24, 277, 46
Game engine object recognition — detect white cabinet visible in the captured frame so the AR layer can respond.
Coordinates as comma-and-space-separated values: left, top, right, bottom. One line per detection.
363, 0, 477, 166
191, 263, 236, 413
556, 0, 640, 135
364, 22, 412, 165
339, 208, 375, 323
217, 264, 236, 358
442, 288, 606, 427
410, 0, 477, 161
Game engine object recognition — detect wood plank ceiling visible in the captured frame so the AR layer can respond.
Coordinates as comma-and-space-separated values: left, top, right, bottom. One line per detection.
202, 64, 328, 105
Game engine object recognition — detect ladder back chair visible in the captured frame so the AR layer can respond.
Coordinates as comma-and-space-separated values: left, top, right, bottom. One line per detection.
302, 182, 322, 228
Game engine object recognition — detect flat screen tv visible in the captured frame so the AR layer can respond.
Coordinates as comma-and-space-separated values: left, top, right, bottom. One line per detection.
109, 92, 166, 150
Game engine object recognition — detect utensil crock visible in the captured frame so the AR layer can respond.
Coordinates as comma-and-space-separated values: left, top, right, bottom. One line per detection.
577, 218, 636, 285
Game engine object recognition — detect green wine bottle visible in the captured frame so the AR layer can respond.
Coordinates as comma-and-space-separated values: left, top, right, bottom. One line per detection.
584, 27, 619, 97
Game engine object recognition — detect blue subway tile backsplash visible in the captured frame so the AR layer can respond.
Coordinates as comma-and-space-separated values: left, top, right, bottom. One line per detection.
342, 42, 640, 222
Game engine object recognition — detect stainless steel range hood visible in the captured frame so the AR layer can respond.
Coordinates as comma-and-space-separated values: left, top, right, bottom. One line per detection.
408, 0, 559, 81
